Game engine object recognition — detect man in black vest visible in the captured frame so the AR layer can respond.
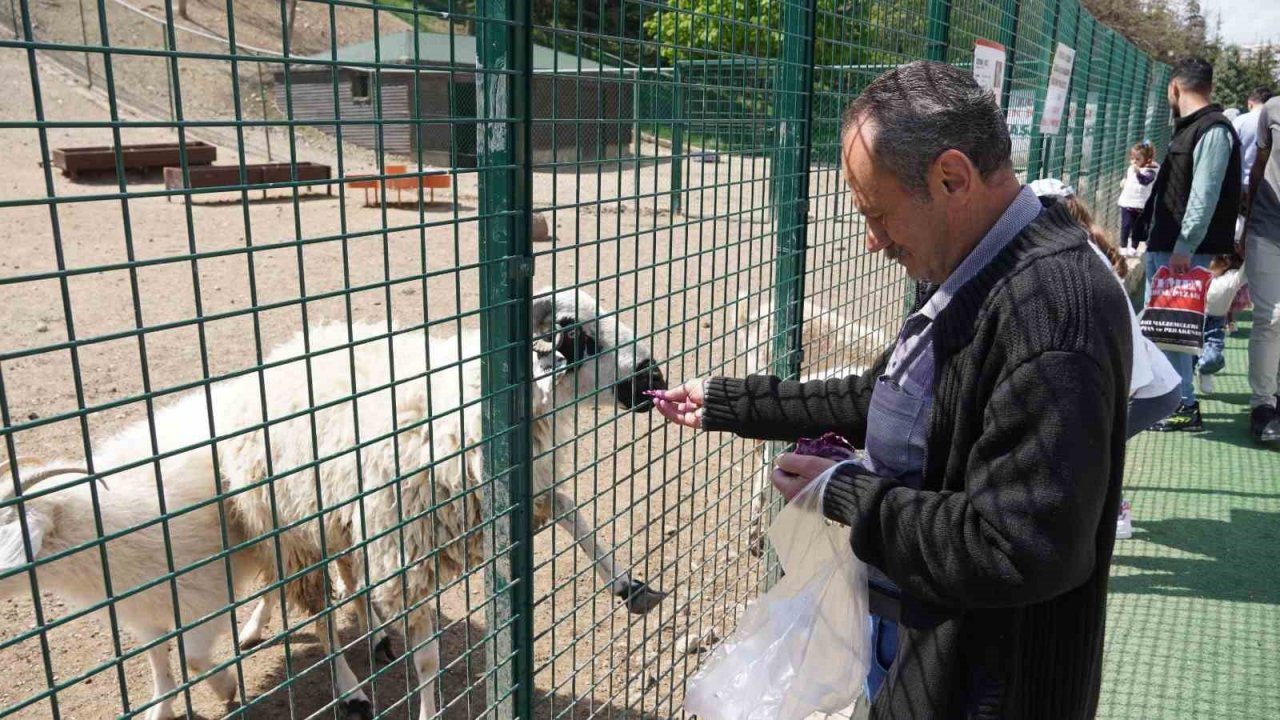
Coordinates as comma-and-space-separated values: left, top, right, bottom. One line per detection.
1143, 58, 1242, 432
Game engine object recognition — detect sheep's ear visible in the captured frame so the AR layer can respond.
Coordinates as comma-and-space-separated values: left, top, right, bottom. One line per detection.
531, 293, 557, 339
0, 509, 46, 571
556, 322, 597, 364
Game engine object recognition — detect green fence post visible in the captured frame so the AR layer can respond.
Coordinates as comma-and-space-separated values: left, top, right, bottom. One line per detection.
1026, 0, 1062, 180
1045, 0, 1078, 179
671, 63, 684, 214
925, 0, 953, 63
770, 0, 817, 383
1142, 60, 1154, 144
915, 0, 949, 318
1066, 10, 1092, 187
999, 0, 1020, 112
476, 1, 535, 717
1081, 25, 1109, 207
762, 0, 818, 587
1095, 28, 1116, 212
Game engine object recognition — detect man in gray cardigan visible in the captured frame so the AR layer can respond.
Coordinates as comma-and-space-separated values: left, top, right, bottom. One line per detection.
653, 61, 1131, 719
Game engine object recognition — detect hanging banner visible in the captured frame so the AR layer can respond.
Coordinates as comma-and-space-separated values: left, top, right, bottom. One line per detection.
1039, 42, 1076, 135
972, 39, 1007, 97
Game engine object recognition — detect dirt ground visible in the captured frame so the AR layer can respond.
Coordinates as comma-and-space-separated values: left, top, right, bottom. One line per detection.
0, 29, 905, 720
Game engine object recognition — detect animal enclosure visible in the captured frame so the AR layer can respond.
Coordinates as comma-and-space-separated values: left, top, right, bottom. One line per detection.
1, 0, 1167, 718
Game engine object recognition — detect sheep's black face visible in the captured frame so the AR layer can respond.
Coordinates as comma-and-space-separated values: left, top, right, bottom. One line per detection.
533, 290, 665, 413
615, 359, 666, 412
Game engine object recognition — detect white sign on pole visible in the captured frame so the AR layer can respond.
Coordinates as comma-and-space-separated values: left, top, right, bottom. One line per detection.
1039, 42, 1076, 135
972, 39, 1007, 97
1008, 88, 1036, 170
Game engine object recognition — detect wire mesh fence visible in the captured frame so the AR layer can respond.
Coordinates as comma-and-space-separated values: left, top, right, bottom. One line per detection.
1, 0, 1166, 718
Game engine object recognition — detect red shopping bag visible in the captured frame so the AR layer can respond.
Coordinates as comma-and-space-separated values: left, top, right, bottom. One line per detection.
1140, 265, 1214, 354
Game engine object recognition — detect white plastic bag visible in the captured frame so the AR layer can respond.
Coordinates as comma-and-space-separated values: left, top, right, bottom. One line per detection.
684, 469, 871, 720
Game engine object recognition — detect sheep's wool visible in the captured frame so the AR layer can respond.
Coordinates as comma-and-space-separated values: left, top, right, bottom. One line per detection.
205, 322, 560, 627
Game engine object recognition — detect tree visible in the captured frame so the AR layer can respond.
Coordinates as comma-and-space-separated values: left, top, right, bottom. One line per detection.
1209, 44, 1279, 111
1080, 0, 1209, 62
642, 0, 924, 67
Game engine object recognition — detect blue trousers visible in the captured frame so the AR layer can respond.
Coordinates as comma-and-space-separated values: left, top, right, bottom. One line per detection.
1198, 315, 1227, 376
865, 615, 898, 700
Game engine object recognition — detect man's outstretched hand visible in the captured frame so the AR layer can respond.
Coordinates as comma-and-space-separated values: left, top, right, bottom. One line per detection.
647, 378, 708, 429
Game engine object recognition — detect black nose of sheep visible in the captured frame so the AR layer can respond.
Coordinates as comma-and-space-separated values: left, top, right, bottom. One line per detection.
616, 359, 666, 411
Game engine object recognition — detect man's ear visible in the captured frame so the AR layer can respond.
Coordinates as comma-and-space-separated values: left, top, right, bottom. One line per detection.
934, 149, 976, 196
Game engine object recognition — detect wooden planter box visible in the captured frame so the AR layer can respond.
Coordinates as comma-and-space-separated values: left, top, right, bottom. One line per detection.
163, 162, 333, 199
52, 142, 217, 179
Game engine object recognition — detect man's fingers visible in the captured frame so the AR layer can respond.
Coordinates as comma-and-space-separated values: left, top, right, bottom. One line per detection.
653, 398, 702, 428
646, 387, 688, 403
774, 452, 838, 478
770, 469, 809, 502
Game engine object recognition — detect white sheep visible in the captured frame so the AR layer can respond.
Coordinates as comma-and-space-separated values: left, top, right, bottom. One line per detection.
0, 425, 259, 720
1, 287, 667, 720
196, 288, 667, 718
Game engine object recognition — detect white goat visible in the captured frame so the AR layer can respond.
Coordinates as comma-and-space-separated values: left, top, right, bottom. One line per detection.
1, 288, 667, 720
731, 291, 887, 553
200, 288, 664, 718
0, 428, 258, 720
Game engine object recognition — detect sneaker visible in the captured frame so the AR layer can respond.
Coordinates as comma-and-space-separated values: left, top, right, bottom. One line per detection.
1116, 499, 1133, 540
1199, 373, 1215, 395
1250, 405, 1280, 444
1153, 402, 1205, 432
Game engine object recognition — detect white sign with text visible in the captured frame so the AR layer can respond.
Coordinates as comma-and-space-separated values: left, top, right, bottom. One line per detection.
972, 39, 1007, 96
1039, 42, 1076, 135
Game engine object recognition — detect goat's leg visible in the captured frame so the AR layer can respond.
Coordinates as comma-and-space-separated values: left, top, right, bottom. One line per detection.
336, 556, 394, 664
408, 608, 441, 720
288, 563, 375, 719
183, 620, 238, 705
141, 636, 177, 720
550, 489, 666, 615
238, 592, 276, 649
311, 608, 375, 720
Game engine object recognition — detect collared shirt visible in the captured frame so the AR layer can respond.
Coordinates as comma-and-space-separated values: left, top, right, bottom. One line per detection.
1234, 108, 1262, 186
862, 185, 1044, 482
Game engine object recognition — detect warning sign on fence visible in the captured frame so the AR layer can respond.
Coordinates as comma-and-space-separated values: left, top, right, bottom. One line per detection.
1039, 42, 1076, 135
972, 39, 1007, 96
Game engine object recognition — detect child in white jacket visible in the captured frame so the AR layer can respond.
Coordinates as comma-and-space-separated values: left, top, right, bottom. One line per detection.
1116, 142, 1158, 256
1197, 254, 1247, 394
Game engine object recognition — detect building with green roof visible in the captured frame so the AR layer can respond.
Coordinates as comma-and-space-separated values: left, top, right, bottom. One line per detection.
273, 31, 634, 165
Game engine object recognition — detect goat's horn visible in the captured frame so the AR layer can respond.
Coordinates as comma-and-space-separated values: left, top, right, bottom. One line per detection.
1, 455, 46, 482
22, 466, 93, 489
1, 459, 95, 497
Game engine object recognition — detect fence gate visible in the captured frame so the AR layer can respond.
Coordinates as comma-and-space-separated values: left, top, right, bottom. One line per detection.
0, 0, 1165, 718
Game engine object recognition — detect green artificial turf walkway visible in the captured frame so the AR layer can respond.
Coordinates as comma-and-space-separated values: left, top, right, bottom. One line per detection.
1099, 313, 1280, 719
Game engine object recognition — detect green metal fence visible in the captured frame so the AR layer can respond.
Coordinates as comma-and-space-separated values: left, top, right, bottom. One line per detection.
0, 0, 1166, 718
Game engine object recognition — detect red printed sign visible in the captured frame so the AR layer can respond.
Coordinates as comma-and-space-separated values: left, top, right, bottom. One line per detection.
1140, 266, 1214, 354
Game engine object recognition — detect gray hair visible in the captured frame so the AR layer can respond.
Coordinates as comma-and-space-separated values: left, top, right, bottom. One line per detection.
842, 60, 1012, 195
